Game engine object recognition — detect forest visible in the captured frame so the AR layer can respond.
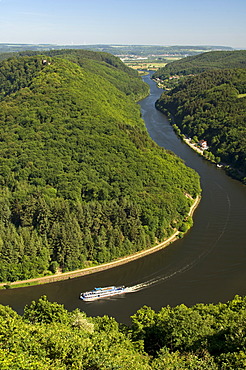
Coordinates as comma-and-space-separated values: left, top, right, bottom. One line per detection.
155, 68, 246, 182
153, 50, 246, 80
0, 51, 201, 282
0, 295, 245, 369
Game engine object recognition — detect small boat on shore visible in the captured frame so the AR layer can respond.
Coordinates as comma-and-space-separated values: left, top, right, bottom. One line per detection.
80, 286, 126, 301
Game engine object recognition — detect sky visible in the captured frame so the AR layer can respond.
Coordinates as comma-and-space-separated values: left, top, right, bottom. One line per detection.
0, 0, 245, 48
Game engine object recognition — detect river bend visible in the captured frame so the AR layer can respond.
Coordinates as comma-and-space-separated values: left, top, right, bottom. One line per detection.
0, 74, 245, 324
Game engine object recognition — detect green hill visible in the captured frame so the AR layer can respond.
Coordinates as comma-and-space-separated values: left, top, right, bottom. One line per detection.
0, 53, 200, 282
155, 68, 246, 181
153, 50, 246, 79
0, 295, 245, 369
0, 49, 148, 101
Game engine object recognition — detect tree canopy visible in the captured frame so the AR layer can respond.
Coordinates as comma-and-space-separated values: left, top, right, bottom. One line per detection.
0, 52, 200, 282
156, 68, 246, 182
0, 295, 245, 369
153, 50, 246, 80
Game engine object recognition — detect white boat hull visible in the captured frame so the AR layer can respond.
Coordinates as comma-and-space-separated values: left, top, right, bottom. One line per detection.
80, 286, 126, 301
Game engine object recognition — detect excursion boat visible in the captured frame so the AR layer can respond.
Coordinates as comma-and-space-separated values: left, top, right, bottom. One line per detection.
80, 286, 126, 301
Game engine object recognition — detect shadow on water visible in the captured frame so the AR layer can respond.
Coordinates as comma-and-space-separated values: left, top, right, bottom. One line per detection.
0, 73, 246, 324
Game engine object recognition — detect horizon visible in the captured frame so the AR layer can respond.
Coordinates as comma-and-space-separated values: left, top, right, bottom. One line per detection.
0, 42, 238, 47
0, 42, 238, 49
0, 0, 245, 49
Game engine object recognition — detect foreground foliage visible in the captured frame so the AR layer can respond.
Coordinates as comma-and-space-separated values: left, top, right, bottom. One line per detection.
0, 295, 245, 369
0, 52, 200, 282
156, 68, 246, 181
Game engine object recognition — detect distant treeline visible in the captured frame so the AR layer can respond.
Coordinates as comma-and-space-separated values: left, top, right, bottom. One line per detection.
0, 295, 245, 369
153, 50, 246, 79
0, 44, 233, 59
0, 50, 200, 282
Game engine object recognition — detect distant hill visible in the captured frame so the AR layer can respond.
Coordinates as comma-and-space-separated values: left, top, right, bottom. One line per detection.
0, 43, 234, 58
153, 50, 246, 79
156, 68, 246, 182
0, 49, 147, 101
0, 51, 200, 282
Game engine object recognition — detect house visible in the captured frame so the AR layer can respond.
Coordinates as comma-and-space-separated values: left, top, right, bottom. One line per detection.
199, 140, 208, 150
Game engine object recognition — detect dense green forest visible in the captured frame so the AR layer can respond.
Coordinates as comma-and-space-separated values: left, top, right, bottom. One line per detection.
155, 68, 246, 182
0, 52, 200, 282
0, 49, 148, 101
0, 295, 245, 369
153, 50, 246, 79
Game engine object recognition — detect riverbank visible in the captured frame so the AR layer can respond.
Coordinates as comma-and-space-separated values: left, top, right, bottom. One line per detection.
0, 195, 200, 289
183, 138, 205, 156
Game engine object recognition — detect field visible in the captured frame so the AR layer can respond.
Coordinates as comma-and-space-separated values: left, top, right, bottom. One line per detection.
126, 61, 167, 71
125, 57, 182, 71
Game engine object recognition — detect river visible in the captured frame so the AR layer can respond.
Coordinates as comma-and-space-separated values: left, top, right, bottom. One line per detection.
0, 74, 245, 324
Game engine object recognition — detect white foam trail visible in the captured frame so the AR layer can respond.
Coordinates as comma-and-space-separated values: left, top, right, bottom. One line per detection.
125, 258, 201, 293
124, 181, 232, 296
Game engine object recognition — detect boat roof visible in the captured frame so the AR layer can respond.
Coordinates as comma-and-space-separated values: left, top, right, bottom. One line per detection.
82, 286, 125, 296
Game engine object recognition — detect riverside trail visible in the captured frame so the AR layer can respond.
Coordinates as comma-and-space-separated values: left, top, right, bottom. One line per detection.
0, 195, 200, 288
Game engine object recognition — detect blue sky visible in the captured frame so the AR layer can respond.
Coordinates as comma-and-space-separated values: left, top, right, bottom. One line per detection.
0, 0, 245, 48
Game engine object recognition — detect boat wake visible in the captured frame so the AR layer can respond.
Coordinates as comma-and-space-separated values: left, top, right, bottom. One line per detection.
125, 181, 232, 295
125, 258, 201, 293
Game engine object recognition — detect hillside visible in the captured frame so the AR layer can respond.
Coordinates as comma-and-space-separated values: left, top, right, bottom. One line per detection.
0, 49, 148, 101
153, 50, 246, 79
0, 295, 245, 369
0, 54, 200, 282
155, 68, 246, 181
